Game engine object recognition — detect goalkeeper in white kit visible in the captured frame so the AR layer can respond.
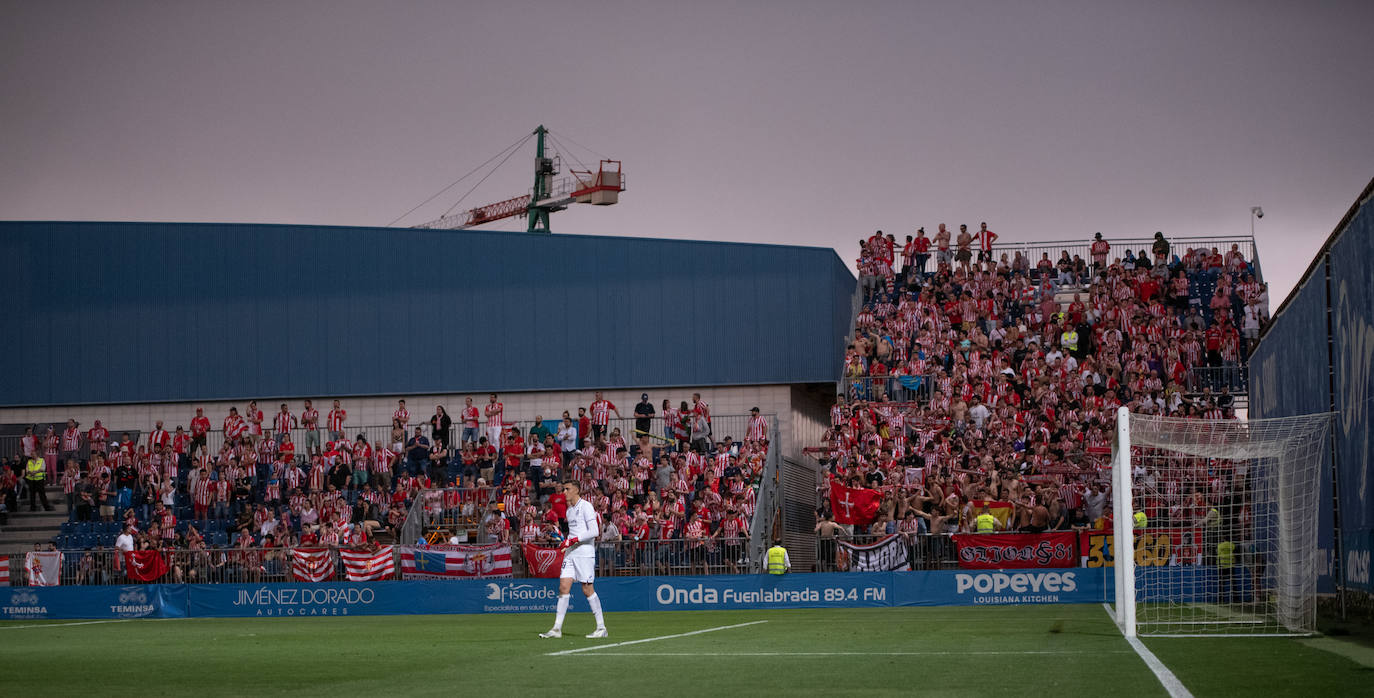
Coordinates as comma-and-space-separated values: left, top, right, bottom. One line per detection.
540, 479, 608, 639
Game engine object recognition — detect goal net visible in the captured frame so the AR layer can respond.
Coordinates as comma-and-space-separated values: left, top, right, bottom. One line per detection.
1110, 407, 1332, 637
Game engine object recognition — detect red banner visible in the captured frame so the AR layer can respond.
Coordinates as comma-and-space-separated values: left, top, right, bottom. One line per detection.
829, 482, 882, 526
522, 544, 565, 578
952, 532, 1077, 569
124, 550, 170, 582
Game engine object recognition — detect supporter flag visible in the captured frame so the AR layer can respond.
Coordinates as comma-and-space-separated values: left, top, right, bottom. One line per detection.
522, 544, 565, 578
0, 556, 9, 586
291, 548, 336, 582
829, 482, 882, 526
969, 500, 1015, 528
25, 551, 62, 586
341, 546, 395, 581
400, 544, 513, 579
837, 535, 910, 571
125, 550, 170, 582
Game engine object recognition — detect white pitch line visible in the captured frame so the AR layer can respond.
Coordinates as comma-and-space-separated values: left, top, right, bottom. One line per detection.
545, 620, 769, 656
1102, 603, 1194, 698
0, 619, 134, 630
575, 650, 1133, 657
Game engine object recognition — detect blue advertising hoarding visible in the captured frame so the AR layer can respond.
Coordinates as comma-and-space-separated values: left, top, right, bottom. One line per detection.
1251, 180, 1374, 593
1, 584, 186, 621
1328, 197, 1374, 592
4, 570, 1118, 620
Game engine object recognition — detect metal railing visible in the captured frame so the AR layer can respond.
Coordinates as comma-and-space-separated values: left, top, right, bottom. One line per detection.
1182, 365, 1250, 398
401, 486, 498, 545
995, 236, 1258, 277
1, 412, 770, 466
828, 532, 964, 572
5, 547, 402, 586
746, 416, 781, 572
584, 537, 753, 576
842, 374, 936, 404
6, 537, 759, 586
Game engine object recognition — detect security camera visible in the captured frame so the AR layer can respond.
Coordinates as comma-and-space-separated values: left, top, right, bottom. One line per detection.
1251, 206, 1264, 219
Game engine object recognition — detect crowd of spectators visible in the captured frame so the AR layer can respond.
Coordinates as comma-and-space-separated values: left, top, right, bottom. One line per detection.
4, 389, 770, 579
819, 228, 1268, 562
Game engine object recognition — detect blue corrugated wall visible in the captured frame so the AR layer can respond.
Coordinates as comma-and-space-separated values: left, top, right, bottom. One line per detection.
1250, 182, 1374, 593
0, 222, 855, 406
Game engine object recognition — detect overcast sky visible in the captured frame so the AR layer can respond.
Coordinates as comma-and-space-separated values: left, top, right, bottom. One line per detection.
2, 0, 1371, 303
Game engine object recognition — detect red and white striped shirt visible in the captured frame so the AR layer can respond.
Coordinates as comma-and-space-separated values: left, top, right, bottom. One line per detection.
327, 409, 346, 433
686, 519, 712, 549
224, 415, 247, 439
193, 477, 214, 506
275, 410, 295, 434
87, 426, 109, 453
62, 427, 81, 452
284, 465, 304, 491
309, 463, 327, 491
977, 228, 998, 251
301, 407, 319, 432
394, 406, 410, 426
61, 469, 81, 494
591, 399, 616, 426
486, 403, 503, 427
747, 415, 768, 441
720, 515, 745, 541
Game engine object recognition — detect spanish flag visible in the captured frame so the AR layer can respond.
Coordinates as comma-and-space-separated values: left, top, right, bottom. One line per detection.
968, 500, 1014, 528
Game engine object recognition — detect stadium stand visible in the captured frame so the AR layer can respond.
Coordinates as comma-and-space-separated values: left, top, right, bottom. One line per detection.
1, 391, 769, 583
814, 228, 1269, 568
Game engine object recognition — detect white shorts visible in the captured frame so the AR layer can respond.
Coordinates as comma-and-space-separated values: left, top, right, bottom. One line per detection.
560, 555, 595, 584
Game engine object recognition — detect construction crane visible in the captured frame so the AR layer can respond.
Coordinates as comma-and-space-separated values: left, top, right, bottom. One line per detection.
414, 126, 625, 233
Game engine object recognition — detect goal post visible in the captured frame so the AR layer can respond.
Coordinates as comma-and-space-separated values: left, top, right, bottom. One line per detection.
1112, 406, 1137, 637
1112, 407, 1333, 637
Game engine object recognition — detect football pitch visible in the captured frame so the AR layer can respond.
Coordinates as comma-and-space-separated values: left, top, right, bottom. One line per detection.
2, 605, 1371, 696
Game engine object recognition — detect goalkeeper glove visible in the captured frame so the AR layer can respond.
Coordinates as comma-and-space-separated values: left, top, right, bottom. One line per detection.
560, 536, 579, 550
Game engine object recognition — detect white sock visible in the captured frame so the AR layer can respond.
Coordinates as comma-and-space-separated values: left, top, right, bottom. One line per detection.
554, 594, 570, 629
587, 592, 605, 629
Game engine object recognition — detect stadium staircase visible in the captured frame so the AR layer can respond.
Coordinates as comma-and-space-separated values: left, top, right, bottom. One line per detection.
0, 482, 66, 555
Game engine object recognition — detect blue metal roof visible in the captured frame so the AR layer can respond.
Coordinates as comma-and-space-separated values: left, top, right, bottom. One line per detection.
0, 221, 855, 406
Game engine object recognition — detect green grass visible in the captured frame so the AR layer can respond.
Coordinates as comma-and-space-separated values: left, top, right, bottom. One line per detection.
1, 605, 1370, 696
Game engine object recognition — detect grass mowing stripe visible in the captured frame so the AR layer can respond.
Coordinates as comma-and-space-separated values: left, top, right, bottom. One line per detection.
0, 619, 134, 630
1102, 603, 1194, 698
577, 650, 1136, 656
545, 619, 768, 656
1299, 638, 1374, 669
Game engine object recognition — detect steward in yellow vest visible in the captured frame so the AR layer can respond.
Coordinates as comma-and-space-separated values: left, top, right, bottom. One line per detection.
766, 543, 790, 575
24, 456, 53, 511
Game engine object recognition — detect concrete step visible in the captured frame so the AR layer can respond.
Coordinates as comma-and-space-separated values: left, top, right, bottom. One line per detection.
1, 497, 73, 557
